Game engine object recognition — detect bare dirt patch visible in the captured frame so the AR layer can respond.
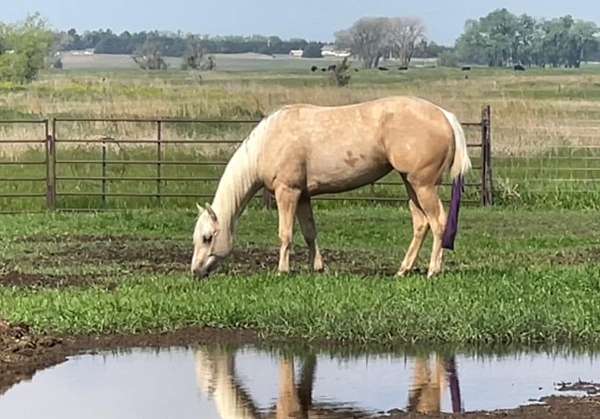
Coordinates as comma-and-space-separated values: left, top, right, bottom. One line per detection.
549, 248, 600, 266
0, 321, 62, 396
0, 272, 111, 289
7, 235, 402, 284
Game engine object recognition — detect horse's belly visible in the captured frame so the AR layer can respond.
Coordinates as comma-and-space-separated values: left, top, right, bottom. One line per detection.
306, 160, 392, 195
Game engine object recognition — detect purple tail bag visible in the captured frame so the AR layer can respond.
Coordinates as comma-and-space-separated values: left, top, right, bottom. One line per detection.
442, 175, 465, 251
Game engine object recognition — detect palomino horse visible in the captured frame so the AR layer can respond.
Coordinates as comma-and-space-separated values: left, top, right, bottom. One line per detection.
192, 96, 471, 278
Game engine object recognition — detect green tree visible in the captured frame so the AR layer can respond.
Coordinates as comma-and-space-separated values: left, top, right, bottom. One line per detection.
303, 42, 323, 58
456, 9, 599, 68
456, 9, 519, 67
331, 57, 352, 86
0, 14, 54, 83
567, 20, 599, 67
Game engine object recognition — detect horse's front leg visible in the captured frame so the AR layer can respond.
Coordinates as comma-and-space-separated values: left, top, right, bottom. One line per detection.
275, 185, 301, 274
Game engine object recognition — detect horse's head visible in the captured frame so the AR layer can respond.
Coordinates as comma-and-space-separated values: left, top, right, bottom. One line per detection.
191, 203, 225, 278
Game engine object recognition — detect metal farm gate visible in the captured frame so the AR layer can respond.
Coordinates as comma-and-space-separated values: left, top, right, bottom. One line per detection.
0, 107, 492, 213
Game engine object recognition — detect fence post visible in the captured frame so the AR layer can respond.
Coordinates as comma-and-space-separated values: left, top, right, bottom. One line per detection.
481, 105, 493, 206
101, 141, 107, 208
156, 120, 162, 203
45, 119, 56, 210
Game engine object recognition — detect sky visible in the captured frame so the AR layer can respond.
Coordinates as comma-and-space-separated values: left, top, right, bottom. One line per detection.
4, 0, 600, 45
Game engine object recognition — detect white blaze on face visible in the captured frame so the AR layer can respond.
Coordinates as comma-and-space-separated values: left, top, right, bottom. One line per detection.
191, 207, 220, 277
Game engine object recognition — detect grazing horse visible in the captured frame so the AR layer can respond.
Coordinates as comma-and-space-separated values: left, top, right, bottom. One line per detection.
192, 96, 471, 278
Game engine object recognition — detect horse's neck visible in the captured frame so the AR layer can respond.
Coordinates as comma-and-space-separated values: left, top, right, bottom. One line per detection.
211, 143, 262, 247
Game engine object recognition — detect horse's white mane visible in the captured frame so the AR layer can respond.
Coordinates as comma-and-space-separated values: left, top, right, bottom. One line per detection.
211, 111, 280, 235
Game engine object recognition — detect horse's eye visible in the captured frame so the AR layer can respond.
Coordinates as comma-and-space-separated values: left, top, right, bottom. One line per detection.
203, 235, 212, 244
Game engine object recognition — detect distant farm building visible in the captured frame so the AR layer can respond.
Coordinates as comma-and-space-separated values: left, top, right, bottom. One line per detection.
70, 49, 95, 56
289, 49, 304, 57
321, 46, 351, 58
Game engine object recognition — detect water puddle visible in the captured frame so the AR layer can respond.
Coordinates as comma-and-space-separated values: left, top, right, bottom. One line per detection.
1, 344, 599, 418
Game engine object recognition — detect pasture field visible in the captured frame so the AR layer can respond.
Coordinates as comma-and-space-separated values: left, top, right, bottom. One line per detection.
1, 56, 600, 210
0, 206, 599, 344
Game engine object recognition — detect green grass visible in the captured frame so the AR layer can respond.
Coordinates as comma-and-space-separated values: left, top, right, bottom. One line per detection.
1, 207, 599, 344
3, 144, 599, 211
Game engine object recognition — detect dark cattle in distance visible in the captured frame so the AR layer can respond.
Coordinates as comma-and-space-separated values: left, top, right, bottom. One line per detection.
310, 65, 318, 72
321, 68, 327, 72
461, 66, 471, 71
327, 64, 337, 71
398, 66, 408, 71
378, 67, 389, 71
514, 64, 526, 71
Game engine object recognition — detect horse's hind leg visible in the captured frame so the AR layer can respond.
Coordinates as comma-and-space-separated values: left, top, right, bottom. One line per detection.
412, 184, 447, 278
275, 184, 301, 273
397, 199, 430, 277
296, 196, 324, 272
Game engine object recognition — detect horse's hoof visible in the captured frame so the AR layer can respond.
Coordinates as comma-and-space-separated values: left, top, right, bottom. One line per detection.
427, 271, 441, 279
396, 269, 410, 278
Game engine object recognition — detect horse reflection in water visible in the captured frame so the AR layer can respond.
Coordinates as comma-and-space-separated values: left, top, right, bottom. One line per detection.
195, 347, 462, 418
408, 355, 462, 415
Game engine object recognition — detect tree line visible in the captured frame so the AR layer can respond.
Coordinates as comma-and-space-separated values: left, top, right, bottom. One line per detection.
335, 10, 600, 69
57, 29, 325, 58
456, 9, 600, 68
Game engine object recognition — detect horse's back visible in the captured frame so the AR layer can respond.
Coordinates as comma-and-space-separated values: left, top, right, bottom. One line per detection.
259, 97, 454, 193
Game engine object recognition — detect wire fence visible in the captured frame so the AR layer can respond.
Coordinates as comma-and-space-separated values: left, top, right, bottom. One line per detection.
0, 109, 492, 212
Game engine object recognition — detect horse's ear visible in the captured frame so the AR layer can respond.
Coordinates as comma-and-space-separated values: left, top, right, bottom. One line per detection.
196, 203, 203, 213
205, 203, 218, 225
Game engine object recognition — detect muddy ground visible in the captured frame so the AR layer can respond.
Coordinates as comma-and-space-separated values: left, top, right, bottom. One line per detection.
3, 234, 594, 290
1, 320, 599, 418
1, 234, 411, 287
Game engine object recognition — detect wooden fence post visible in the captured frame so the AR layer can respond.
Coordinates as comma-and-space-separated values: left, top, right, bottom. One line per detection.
481, 105, 493, 206
46, 119, 56, 210
44, 120, 56, 211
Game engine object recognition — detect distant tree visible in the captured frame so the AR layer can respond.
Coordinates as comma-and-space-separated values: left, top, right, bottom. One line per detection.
200, 55, 216, 71
566, 20, 599, 67
335, 17, 389, 69
336, 17, 428, 68
50, 54, 63, 69
413, 40, 453, 58
456, 9, 519, 67
0, 13, 54, 83
387, 17, 426, 67
303, 42, 323, 58
331, 57, 352, 86
181, 35, 205, 70
456, 9, 600, 68
132, 40, 167, 70
438, 51, 459, 67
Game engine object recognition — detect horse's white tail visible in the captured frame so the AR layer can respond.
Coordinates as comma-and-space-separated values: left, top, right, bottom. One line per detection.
440, 109, 472, 179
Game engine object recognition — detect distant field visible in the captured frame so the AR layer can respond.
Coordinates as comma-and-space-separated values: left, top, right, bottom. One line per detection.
61, 52, 344, 72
